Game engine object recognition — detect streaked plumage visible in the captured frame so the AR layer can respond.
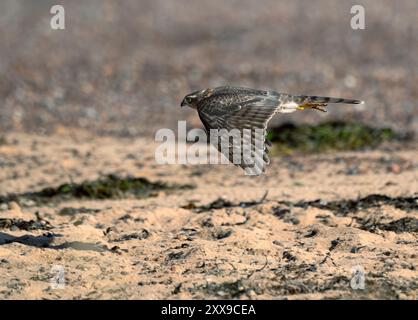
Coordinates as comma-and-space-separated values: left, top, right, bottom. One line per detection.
181, 86, 363, 175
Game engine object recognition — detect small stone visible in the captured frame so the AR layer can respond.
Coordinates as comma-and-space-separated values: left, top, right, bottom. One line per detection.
9, 202, 21, 213
247, 289, 256, 297
73, 220, 83, 226
319, 199, 328, 206
171, 265, 179, 272
110, 246, 122, 254
212, 228, 232, 240
217, 290, 226, 297
346, 166, 359, 175
21, 199, 35, 207
389, 163, 401, 174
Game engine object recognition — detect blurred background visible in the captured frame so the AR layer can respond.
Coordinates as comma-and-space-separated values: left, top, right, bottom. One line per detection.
0, 0, 417, 137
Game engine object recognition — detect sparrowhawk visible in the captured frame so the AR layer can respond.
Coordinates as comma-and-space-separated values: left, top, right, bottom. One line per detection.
181, 86, 363, 175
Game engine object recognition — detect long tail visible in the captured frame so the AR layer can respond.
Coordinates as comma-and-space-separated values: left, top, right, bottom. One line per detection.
294, 95, 364, 105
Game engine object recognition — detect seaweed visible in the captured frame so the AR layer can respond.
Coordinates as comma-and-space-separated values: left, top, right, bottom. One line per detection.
280, 194, 418, 216
0, 218, 52, 231
58, 207, 101, 216
267, 121, 410, 155
110, 229, 150, 242
182, 191, 268, 213
360, 217, 418, 234
0, 174, 195, 206
198, 279, 246, 298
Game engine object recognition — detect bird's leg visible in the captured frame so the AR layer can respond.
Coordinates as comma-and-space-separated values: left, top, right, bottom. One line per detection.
311, 104, 328, 112
298, 103, 328, 112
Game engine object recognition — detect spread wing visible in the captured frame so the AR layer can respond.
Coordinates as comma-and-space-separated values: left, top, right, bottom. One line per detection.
197, 93, 282, 175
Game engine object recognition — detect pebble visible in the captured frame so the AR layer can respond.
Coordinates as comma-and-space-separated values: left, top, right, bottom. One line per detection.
389, 163, 401, 174
247, 289, 256, 297
9, 202, 21, 212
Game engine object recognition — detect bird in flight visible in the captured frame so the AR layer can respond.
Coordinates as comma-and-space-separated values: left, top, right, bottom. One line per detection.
181, 86, 363, 175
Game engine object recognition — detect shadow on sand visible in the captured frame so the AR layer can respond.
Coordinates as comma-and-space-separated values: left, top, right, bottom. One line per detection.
0, 232, 108, 252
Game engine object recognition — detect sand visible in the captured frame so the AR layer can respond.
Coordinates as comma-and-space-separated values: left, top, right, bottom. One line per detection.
0, 0, 417, 301
0, 133, 416, 299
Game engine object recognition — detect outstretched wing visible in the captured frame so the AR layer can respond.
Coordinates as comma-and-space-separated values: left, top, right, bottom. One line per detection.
197, 92, 283, 175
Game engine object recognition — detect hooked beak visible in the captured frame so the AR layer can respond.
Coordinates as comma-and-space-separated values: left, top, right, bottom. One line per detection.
181, 99, 187, 108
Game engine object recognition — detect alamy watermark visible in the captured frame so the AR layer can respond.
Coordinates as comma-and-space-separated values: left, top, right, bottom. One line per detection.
48, 5, 364, 32
350, 265, 366, 290
50, 265, 66, 289
155, 121, 267, 175
50, 5, 65, 30
351, 5, 365, 30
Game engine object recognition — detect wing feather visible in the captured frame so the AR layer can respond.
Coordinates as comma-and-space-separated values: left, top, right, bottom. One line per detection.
197, 93, 280, 175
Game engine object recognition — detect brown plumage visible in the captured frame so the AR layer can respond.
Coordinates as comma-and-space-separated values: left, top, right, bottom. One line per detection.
181, 86, 363, 175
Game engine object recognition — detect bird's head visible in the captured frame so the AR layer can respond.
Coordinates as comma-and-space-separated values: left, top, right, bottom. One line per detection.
181, 88, 213, 109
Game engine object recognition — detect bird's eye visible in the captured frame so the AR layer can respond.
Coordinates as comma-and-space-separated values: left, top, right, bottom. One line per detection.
186, 97, 192, 103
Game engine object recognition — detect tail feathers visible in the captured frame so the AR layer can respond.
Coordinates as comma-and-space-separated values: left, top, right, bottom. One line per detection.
295, 95, 364, 105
